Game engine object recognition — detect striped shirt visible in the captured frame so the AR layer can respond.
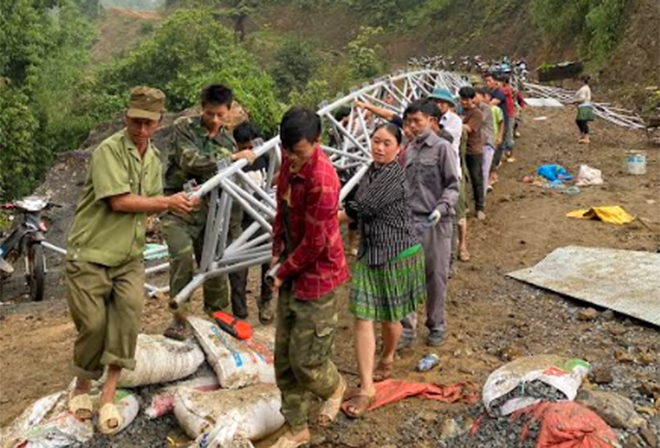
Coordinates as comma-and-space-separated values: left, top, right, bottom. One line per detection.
345, 161, 419, 267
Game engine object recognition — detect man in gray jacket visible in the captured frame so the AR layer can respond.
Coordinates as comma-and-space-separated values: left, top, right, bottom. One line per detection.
400, 101, 460, 348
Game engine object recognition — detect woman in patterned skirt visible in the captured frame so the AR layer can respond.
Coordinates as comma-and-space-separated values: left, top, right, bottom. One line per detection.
338, 123, 426, 418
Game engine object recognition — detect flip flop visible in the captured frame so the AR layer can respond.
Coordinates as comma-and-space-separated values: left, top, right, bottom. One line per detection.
344, 386, 362, 401
458, 249, 471, 262
68, 393, 93, 421
373, 360, 394, 382
270, 435, 310, 448
341, 393, 375, 419
98, 403, 123, 435
317, 376, 347, 427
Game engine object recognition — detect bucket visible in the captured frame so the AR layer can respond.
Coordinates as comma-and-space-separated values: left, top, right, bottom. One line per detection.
626, 150, 647, 175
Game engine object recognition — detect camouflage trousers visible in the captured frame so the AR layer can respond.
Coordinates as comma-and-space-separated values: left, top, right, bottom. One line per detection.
162, 211, 235, 317
274, 284, 340, 433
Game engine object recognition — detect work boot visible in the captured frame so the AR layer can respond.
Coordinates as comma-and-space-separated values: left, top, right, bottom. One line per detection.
426, 331, 446, 347
259, 300, 275, 325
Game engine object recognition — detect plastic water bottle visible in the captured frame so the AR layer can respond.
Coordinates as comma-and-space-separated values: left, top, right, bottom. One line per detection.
417, 354, 440, 372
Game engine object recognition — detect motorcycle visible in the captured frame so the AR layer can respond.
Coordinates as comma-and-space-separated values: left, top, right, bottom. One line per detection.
0, 196, 60, 302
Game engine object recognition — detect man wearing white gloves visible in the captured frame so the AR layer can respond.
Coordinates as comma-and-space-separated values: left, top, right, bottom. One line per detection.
399, 101, 460, 348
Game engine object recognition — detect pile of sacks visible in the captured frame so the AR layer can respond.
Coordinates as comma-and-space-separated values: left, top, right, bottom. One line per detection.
1, 317, 284, 448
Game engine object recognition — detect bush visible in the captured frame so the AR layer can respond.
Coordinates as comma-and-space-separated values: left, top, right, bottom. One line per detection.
270, 39, 320, 101
0, 0, 97, 199
531, 0, 629, 65
288, 79, 330, 110
585, 0, 628, 64
0, 87, 41, 200
346, 26, 385, 81
101, 8, 283, 135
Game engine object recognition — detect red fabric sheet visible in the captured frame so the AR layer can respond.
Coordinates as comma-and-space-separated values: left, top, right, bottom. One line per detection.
516, 402, 617, 448
368, 379, 480, 411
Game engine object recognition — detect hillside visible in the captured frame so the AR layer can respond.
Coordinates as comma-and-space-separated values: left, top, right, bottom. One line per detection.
85, 0, 659, 109
91, 7, 163, 64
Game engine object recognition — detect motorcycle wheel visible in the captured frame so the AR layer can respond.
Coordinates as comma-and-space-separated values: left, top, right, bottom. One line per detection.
27, 243, 45, 302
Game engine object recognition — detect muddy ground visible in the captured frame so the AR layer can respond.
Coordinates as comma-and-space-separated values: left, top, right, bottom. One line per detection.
1, 106, 659, 447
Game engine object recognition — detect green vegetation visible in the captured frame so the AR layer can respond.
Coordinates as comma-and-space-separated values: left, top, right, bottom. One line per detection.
0, 0, 96, 200
99, 8, 282, 135
531, 0, 630, 65
0, 0, 639, 201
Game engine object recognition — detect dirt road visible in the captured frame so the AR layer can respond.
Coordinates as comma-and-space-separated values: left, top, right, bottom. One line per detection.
1, 106, 658, 447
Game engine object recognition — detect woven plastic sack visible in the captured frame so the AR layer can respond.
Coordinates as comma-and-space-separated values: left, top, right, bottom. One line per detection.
483, 355, 590, 416
101, 334, 205, 388
515, 402, 618, 448
189, 317, 275, 389
173, 384, 284, 446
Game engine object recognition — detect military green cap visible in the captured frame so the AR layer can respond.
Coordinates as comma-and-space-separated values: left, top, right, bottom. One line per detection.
469, 75, 483, 86
126, 86, 165, 121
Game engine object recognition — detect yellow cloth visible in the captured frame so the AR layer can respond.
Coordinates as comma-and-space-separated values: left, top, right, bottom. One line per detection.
567, 206, 635, 225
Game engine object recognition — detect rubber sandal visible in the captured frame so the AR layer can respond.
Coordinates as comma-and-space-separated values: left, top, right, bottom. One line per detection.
317, 376, 347, 427
341, 393, 375, 419
373, 360, 393, 382
68, 393, 93, 421
98, 403, 123, 435
270, 435, 310, 448
344, 386, 362, 401
458, 249, 471, 262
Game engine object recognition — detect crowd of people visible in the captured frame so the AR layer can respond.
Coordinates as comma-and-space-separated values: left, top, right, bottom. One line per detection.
61, 70, 528, 446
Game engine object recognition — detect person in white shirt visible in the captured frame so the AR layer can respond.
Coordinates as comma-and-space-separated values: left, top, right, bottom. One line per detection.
574, 77, 594, 144
429, 88, 462, 178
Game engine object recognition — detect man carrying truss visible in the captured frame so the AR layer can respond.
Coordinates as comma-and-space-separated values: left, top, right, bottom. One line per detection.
398, 100, 460, 349
66, 87, 197, 434
268, 107, 349, 447
162, 84, 256, 340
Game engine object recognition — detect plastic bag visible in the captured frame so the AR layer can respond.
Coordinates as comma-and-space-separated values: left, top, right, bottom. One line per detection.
102, 334, 205, 388
483, 355, 591, 416
537, 165, 573, 182
1, 389, 139, 448
566, 206, 635, 225
173, 384, 284, 445
575, 165, 603, 187
188, 317, 275, 389
0, 392, 92, 448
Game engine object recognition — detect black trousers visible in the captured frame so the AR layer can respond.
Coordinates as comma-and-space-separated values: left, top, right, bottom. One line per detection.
228, 216, 273, 318
576, 119, 590, 135
465, 153, 485, 212
229, 263, 272, 318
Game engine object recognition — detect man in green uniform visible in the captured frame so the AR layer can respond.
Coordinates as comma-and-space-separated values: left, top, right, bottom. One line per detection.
66, 87, 197, 435
163, 84, 256, 340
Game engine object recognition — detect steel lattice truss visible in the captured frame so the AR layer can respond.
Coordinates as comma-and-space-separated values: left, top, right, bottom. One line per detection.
153, 69, 469, 308
42, 68, 646, 305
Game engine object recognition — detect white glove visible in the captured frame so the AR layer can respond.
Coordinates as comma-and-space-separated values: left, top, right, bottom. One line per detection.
427, 210, 441, 227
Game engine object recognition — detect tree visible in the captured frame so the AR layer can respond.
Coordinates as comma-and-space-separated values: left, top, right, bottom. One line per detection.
101, 8, 282, 135
0, 0, 96, 200
271, 39, 320, 101
74, 0, 101, 18
346, 26, 385, 81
